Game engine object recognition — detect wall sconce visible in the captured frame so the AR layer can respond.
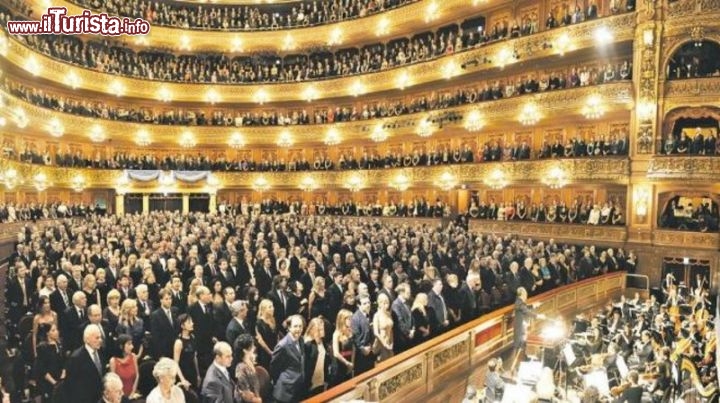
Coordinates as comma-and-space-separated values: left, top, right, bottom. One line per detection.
554, 33, 572, 56
376, 17, 390, 36
71, 175, 86, 192
370, 124, 388, 142
442, 60, 459, 80
350, 81, 366, 97
415, 116, 434, 137
542, 166, 568, 189
484, 169, 509, 189
205, 89, 221, 105
277, 131, 293, 147
391, 173, 411, 191
179, 131, 197, 148
396, 71, 411, 90
636, 100, 656, 122
64, 71, 82, 89
135, 129, 152, 147
33, 172, 50, 192
633, 186, 650, 221
345, 174, 364, 192
254, 89, 270, 105
518, 102, 541, 125
157, 87, 172, 102
324, 128, 341, 146
252, 176, 270, 192
464, 110, 484, 132
642, 29, 654, 47
228, 132, 245, 149
438, 171, 458, 191
0, 168, 20, 190
302, 86, 319, 102
47, 118, 64, 138
582, 94, 605, 119
299, 176, 318, 192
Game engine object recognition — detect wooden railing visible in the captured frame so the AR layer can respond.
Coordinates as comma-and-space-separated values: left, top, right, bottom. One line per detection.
310, 272, 626, 402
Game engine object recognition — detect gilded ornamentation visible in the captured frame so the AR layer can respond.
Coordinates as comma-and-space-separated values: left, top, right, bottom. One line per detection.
378, 363, 423, 400
653, 230, 719, 250
3, 14, 637, 103
667, 0, 720, 19
647, 157, 720, 180
664, 79, 720, 99
433, 340, 469, 370
468, 221, 628, 243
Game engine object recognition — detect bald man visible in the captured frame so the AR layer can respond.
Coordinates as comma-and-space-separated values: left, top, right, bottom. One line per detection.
65, 325, 105, 403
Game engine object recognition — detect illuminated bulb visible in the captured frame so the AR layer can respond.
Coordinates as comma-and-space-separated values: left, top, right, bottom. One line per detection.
370, 124, 388, 142
0, 117, 5, 127
582, 94, 605, 119
47, 118, 64, 137
254, 89, 269, 105
442, 60, 459, 79
134, 36, 149, 46
277, 131, 293, 147
328, 27, 343, 46
464, 110, 484, 132
302, 86, 319, 102
205, 89, 221, 104
14, 107, 28, 128
179, 35, 191, 50
396, 71, 411, 90
231, 36, 243, 52
179, 131, 197, 148
425, 1, 439, 22
65, 71, 82, 89
24, 56, 41, 75
416, 116, 434, 137
324, 128, 341, 146
135, 130, 152, 146
71, 175, 86, 192
376, 17, 390, 36
109, 80, 125, 97
554, 33, 572, 55
518, 102, 541, 125
282, 34, 296, 50
157, 87, 172, 102
496, 47, 515, 68
350, 80, 366, 97
89, 125, 106, 142
33, 173, 49, 192
594, 26, 614, 45
299, 176, 317, 191
228, 132, 245, 149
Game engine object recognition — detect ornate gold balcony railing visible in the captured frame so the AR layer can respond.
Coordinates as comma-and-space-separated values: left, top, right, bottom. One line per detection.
666, 0, 720, 19
646, 156, 720, 181
469, 219, 628, 244
2, 13, 637, 102
652, 229, 719, 250
0, 156, 630, 191
663, 78, 720, 107
0, 82, 634, 147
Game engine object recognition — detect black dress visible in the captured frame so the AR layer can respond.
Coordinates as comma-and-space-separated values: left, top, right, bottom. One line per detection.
310, 290, 329, 320
330, 336, 354, 386
255, 320, 278, 370
34, 342, 64, 402
177, 335, 199, 389
411, 308, 431, 346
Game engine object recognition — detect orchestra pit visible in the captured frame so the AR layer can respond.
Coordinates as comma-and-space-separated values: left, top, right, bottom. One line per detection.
0, 0, 718, 401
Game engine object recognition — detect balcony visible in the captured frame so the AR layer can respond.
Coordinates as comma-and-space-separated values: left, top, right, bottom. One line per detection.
468, 220, 628, 244
663, 78, 720, 107
647, 156, 720, 181
2, 13, 637, 102
652, 229, 719, 250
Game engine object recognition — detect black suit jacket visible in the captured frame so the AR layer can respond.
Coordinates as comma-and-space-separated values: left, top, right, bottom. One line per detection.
7, 276, 34, 311
50, 289, 71, 318
150, 307, 179, 359
270, 334, 305, 403
267, 290, 289, 326
188, 302, 215, 354
63, 306, 86, 352
326, 283, 344, 322
226, 318, 249, 347
213, 302, 233, 341
65, 346, 104, 403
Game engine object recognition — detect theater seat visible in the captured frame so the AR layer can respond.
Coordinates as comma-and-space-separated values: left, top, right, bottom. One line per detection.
255, 365, 271, 401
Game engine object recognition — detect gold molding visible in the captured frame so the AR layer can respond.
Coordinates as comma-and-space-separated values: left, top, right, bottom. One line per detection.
468, 220, 629, 244
0, 82, 634, 146
646, 156, 720, 181
3, 13, 637, 102
652, 229, 719, 250
665, 0, 720, 20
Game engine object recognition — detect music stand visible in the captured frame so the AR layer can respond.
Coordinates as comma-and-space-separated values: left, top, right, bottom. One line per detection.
583, 370, 611, 397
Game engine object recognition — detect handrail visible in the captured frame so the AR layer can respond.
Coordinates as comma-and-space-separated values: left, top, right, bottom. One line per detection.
310, 271, 626, 402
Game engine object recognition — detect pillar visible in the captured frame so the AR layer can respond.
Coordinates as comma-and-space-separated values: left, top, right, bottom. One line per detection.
456, 188, 469, 214
182, 194, 189, 215
142, 194, 149, 215
209, 193, 217, 214
115, 193, 124, 216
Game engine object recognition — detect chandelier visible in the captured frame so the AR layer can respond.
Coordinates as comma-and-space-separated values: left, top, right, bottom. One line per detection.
24, 56, 41, 75
464, 110, 484, 132
582, 94, 605, 119
299, 176, 317, 192
484, 169, 508, 189
396, 71, 411, 90
442, 61, 459, 80
518, 102, 541, 125
47, 118, 64, 138
228, 132, 245, 149
324, 128, 341, 146
33, 172, 50, 192
327, 27, 343, 45
370, 124, 388, 142
89, 125, 106, 142
205, 89, 221, 104
350, 80, 366, 97
438, 171, 458, 191
108, 80, 125, 97
252, 176, 270, 192
179, 131, 196, 148
14, 107, 28, 128
71, 175, 86, 192
554, 33, 572, 55
376, 17, 390, 37
157, 87, 172, 102
64, 71, 82, 89
416, 116, 434, 137
277, 131, 293, 147
302, 86, 319, 102
391, 173, 411, 191
135, 130, 152, 146
0, 168, 20, 190
345, 174, 364, 192
254, 89, 269, 105
542, 167, 569, 189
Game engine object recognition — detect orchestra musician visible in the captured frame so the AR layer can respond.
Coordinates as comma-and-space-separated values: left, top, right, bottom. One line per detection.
611, 369, 644, 403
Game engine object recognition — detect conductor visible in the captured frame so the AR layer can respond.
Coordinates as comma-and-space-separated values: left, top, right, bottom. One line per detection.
510, 287, 545, 373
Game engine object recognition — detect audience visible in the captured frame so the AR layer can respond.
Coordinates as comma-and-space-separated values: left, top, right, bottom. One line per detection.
465, 197, 626, 226
146, 358, 185, 403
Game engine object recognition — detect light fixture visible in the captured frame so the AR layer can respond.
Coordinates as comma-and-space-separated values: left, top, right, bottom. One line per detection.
350, 80, 366, 97
89, 125, 106, 142
633, 187, 650, 218
0, 168, 20, 190
33, 172, 50, 192
416, 116, 434, 137
425, 1, 439, 22
582, 94, 605, 119
328, 27, 343, 46
206, 174, 220, 189
254, 88, 269, 105
594, 26, 614, 45
134, 36, 149, 46
179, 131, 196, 148
390, 173, 411, 191
0, 117, 6, 127
158, 171, 174, 187
302, 86, 319, 102
370, 124, 388, 142
483, 169, 508, 189
0, 34, 8, 56
282, 34, 296, 50
438, 171, 458, 191
376, 17, 390, 36
228, 132, 245, 149
464, 110, 484, 132
637, 100, 656, 122
642, 29, 654, 47
24, 56, 41, 75
442, 60, 459, 80
157, 87, 172, 102
324, 128, 341, 146
205, 89, 221, 104
396, 71, 411, 90
64, 71, 82, 89
345, 174, 364, 192
554, 33, 572, 55
277, 130, 293, 147
299, 176, 317, 192
231, 36, 243, 52
47, 118, 64, 137
179, 35, 191, 50
135, 130, 152, 146
542, 166, 568, 189
496, 47, 515, 68
518, 102, 541, 125
71, 174, 86, 192
109, 80, 125, 97
252, 176, 270, 192
13, 107, 29, 128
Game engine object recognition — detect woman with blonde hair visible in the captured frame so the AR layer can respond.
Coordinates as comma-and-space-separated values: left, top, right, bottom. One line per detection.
103, 289, 121, 332
82, 273, 102, 308
304, 317, 329, 397
255, 298, 278, 370
331, 309, 354, 386
116, 298, 144, 356
308, 276, 328, 320
411, 293, 431, 345
373, 293, 394, 362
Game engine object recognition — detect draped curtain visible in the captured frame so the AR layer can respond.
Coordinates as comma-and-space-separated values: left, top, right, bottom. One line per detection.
125, 170, 211, 183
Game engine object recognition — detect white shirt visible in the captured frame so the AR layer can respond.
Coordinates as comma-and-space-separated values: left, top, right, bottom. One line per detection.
146, 385, 185, 403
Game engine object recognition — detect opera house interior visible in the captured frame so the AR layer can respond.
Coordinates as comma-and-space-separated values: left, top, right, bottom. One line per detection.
0, 0, 718, 402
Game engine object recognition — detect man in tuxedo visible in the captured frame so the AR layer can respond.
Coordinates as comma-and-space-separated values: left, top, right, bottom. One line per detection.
427, 279, 449, 335
267, 276, 289, 326
150, 290, 179, 360
169, 275, 187, 312
391, 284, 415, 354
254, 257, 275, 296
200, 341, 235, 403
135, 284, 153, 331
511, 287, 544, 372
50, 274, 72, 319
458, 272, 480, 324
84, 304, 112, 361
270, 315, 306, 403
214, 287, 236, 341
351, 295, 375, 375
63, 291, 88, 353
326, 271, 344, 322
226, 300, 249, 347
189, 286, 216, 375
65, 325, 105, 403
7, 263, 34, 324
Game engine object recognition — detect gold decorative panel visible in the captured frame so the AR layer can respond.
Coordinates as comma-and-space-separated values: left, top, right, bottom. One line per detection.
378, 362, 424, 400
468, 220, 628, 244
646, 157, 720, 181
432, 340, 469, 370
652, 230, 719, 250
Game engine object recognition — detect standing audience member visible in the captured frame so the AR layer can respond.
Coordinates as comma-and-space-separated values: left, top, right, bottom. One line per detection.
270, 315, 306, 403
100, 373, 126, 403
331, 309, 355, 385
173, 314, 199, 389
303, 317, 329, 397
351, 295, 376, 375
33, 323, 64, 403
201, 342, 235, 403
234, 334, 262, 403
65, 325, 105, 403
146, 358, 186, 403
373, 293, 395, 361
150, 289, 179, 360
255, 299, 280, 370
391, 283, 415, 354
109, 335, 140, 400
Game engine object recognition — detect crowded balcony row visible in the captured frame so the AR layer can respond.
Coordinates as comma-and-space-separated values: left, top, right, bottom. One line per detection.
2, 58, 632, 131
465, 198, 625, 225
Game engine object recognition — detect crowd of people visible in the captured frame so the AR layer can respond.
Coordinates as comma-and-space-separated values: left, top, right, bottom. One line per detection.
67, 0, 418, 31
658, 196, 719, 233
0, 2, 631, 86
0, 202, 102, 223
465, 197, 626, 225
1, 209, 629, 402
662, 127, 720, 156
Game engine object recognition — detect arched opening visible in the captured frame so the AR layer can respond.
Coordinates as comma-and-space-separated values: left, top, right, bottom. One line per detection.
658, 191, 720, 232
666, 40, 720, 79
660, 107, 719, 155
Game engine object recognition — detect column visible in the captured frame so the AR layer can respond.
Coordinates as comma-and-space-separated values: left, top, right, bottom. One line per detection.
456, 188, 469, 214
142, 194, 149, 215
209, 193, 217, 214
182, 194, 190, 215
115, 193, 124, 215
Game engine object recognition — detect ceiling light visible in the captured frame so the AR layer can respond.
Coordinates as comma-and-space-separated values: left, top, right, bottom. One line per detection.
345, 174, 364, 192
179, 131, 197, 148
370, 124, 388, 142
350, 80, 366, 97
425, 1, 439, 22
109, 80, 125, 97
64, 71, 82, 89
442, 60, 459, 79
179, 35, 192, 50
24, 56, 41, 75
464, 110, 484, 132
299, 176, 317, 192
89, 125, 106, 142
71, 175, 86, 192
157, 87, 172, 102
518, 102, 541, 125
484, 169, 508, 189
14, 107, 28, 128
438, 171, 458, 191
554, 33, 572, 55
277, 131, 293, 147
376, 17, 390, 36
391, 173, 411, 191
324, 128, 341, 146
582, 94, 605, 119
228, 132, 245, 149
33, 172, 50, 192
254, 88, 269, 105
252, 176, 270, 192
282, 34, 296, 51
231, 36, 243, 52
205, 89, 221, 104
302, 86, 319, 102
135, 130, 152, 146
328, 27, 343, 46
396, 71, 411, 90
47, 118, 64, 137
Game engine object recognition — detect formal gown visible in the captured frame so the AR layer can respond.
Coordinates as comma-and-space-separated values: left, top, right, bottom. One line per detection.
331, 336, 354, 386
374, 312, 394, 362
255, 320, 279, 370
177, 335, 199, 389
34, 342, 64, 402
113, 354, 137, 397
